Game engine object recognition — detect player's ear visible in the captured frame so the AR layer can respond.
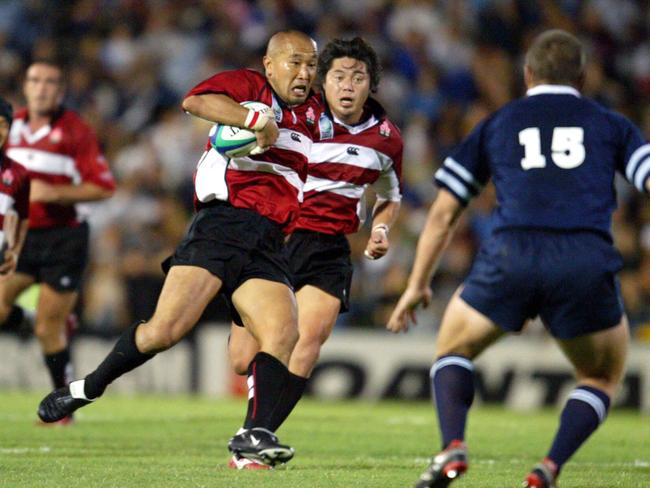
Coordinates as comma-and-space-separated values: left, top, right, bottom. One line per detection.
263, 56, 273, 78
523, 64, 534, 88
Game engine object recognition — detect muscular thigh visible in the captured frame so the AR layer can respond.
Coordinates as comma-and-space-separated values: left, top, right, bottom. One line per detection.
231, 278, 296, 343
556, 317, 629, 388
295, 285, 340, 343
148, 265, 223, 335
436, 288, 505, 359
0, 272, 35, 306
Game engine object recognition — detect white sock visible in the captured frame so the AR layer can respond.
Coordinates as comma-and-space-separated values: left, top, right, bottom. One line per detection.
69, 379, 94, 401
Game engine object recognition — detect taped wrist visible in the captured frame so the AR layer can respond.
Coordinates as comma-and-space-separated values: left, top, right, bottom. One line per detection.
244, 109, 269, 131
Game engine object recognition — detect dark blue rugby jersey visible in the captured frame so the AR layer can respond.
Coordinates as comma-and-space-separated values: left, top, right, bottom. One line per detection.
435, 85, 650, 237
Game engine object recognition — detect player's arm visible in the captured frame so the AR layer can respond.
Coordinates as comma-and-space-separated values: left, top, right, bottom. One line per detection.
364, 199, 400, 260
29, 180, 113, 204
386, 189, 464, 333
182, 93, 277, 149
0, 216, 28, 276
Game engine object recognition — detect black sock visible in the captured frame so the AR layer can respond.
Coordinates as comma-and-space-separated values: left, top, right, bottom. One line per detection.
2, 305, 26, 331
43, 347, 72, 389
243, 352, 290, 430
83, 322, 155, 399
267, 372, 308, 432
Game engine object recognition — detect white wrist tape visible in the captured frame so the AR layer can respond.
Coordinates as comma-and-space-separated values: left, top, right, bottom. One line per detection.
372, 223, 389, 234
244, 109, 269, 131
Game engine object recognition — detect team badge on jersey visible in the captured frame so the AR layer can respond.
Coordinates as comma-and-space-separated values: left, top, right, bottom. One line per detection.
306, 106, 316, 125
271, 94, 283, 123
319, 113, 333, 140
1, 169, 14, 186
49, 128, 63, 144
379, 120, 391, 138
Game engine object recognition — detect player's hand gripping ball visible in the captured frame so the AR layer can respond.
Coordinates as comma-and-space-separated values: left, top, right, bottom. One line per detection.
209, 101, 273, 158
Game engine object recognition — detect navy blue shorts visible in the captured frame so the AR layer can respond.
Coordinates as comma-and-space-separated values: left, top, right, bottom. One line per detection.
286, 230, 353, 313
460, 229, 624, 339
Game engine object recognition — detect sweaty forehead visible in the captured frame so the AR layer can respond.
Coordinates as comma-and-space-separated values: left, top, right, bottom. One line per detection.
331, 57, 368, 72
269, 36, 317, 59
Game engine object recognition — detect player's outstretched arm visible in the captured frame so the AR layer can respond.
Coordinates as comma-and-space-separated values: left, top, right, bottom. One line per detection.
386, 189, 463, 333
29, 181, 113, 205
364, 199, 400, 260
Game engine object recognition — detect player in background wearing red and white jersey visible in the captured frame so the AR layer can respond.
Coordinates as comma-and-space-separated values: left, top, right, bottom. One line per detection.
0, 97, 30, 280
228, 38, 403, 468
39, 31, 318, 466
2, 61, 115, 424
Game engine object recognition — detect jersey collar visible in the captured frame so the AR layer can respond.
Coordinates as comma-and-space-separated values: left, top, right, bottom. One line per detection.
526, 84, 581, 97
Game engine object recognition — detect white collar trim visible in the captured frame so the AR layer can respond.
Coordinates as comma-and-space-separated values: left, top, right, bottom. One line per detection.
526, 84, 581, 97
333, 114, 379, 135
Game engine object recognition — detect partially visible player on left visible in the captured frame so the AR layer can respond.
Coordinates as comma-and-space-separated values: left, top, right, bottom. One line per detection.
1, 60, 115, 424
0, 97, 30, 279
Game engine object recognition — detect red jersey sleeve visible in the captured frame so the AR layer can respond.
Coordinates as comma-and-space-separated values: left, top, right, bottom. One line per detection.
73, 124, 116, 191
184, 69, 265, 104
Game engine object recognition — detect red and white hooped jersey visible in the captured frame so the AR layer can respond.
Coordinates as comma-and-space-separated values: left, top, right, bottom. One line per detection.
6, 108, 115, 229
294, 95, 403, 235
0, 153, 30, 245
186, 69, 317, 231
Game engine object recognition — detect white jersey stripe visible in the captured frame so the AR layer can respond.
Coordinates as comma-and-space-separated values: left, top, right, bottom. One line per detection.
304, 175, 366, 200
195, 149, 229, 202
0, 193, 15, 216
274, 128, 312, 157
568, 389, 607, 423
372, 168, 401, 201
435, 168, 470, 202
230, 157, 303, 196
444, 157, 482, 192
6, 147, 81, 184
633, 153, 650, 191
311, 142, 395, 171
625, 143, 650, 181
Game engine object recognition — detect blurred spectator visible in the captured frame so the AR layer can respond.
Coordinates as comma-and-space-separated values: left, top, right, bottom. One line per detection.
1, 0, 648, 338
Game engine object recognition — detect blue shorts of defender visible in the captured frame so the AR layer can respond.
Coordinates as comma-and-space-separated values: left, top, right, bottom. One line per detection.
460, 229, 624, 340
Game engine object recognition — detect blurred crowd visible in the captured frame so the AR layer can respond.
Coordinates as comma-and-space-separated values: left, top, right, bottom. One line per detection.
1, 0, 649, 339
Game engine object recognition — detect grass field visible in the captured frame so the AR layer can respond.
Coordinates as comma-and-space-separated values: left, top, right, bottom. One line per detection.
0, 391, 648, 487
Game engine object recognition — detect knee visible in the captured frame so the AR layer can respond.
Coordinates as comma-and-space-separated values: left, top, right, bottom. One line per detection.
0, 302, 12, 323
577, 369, 624, 397
34, 319, 62, 343
138, 319, 181, 353
259, 321, 299, 356
229, 344, 255, 375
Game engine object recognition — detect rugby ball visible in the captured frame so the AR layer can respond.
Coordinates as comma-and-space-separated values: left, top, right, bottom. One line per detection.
209, 101, 272, 158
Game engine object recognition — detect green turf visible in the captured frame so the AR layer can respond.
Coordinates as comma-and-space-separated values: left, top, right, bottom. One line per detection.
0, 391, 648, 487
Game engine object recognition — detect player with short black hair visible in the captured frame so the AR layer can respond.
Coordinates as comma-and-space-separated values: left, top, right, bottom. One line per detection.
1, 61, 115, 424
227, 37, 402, 469
387, 29, 649, 488
38, 30, 318, 467
317, 36, 382, 92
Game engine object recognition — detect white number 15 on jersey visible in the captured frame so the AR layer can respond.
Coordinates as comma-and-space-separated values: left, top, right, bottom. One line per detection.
519, 127, 585, 170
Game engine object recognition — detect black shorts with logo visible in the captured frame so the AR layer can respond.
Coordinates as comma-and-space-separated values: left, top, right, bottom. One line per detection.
164, 201, 292, 300
16, 222, 89, 292
286, 229, 353, 313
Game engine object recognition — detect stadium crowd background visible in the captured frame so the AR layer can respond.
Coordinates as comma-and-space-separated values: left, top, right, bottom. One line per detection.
1, 0, 649, 339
